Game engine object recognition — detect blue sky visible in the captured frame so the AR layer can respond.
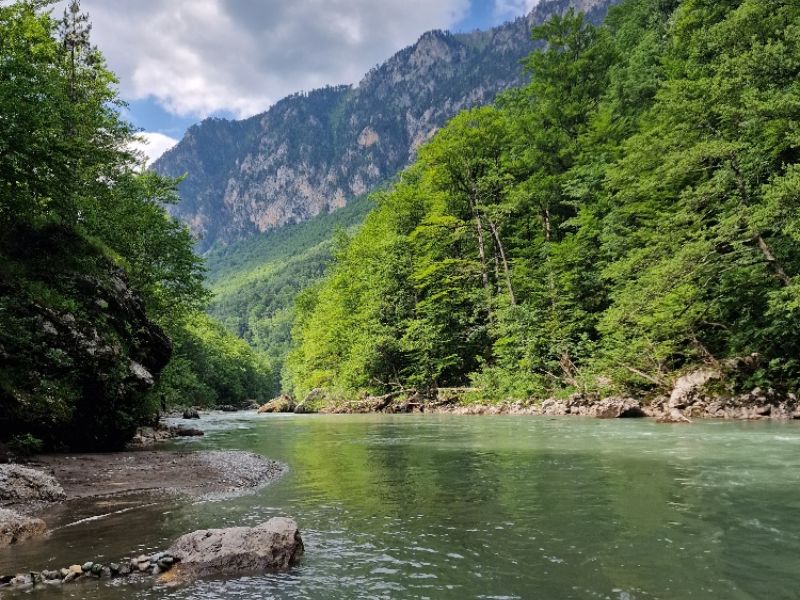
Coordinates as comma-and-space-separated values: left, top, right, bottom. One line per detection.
69, 0, 536, 162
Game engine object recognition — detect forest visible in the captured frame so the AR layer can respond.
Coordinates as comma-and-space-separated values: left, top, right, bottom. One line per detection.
0, 1, 274, 451
1, 0, 798, 448
287, 0, 800, 402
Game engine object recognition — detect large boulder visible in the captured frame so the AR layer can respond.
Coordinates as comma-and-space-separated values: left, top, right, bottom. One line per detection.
589, 397, 645, 419
668, 368, 721, 409
0, 508, 47, 547
258, 395, 295, 414
165, 517, 303, 581
0, 465, 65, 505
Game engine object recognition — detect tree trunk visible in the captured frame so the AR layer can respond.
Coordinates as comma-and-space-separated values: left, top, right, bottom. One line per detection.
729, 155, 792, 286
468, 186, 489, 289
487, 218, 516, 305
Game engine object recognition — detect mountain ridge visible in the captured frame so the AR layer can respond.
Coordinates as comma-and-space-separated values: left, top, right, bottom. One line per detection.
154, 0, 617, 252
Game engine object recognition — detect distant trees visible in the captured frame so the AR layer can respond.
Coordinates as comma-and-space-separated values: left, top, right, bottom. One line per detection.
287, 0, 800, 401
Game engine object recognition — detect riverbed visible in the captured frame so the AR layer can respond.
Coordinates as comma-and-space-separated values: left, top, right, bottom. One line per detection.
2, 413, 799, 599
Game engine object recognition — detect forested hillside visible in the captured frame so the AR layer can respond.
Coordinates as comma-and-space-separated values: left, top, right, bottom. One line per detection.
205, 196, 374, 381
0, 1, 274, 451
154, 0, 617, 252
287, 0, 800, 403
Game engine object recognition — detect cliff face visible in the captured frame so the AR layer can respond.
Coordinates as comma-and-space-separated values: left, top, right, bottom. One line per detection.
0, 225, 172, 451
154, 0, 617, 252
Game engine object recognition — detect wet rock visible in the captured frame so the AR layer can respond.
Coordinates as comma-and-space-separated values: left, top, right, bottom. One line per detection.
217, 405, 239, 413
62, 565, 82, 583
589, 397, 645, 419
170, 426, 204, 438
81, 562, 94, 573
657, 408, 693, 424
183, 408, 200, 420
10, 574, 32, 588
0, 508, 47, 547
128, 426, 174, 447
90, 563, 104, 576
258, 395, 295, 414
41, 570, 61, 581
165, 517, 303, 582
0, 465, 65, 505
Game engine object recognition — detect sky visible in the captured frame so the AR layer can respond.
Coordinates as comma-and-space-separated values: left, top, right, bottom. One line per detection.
54, 0, 539, 164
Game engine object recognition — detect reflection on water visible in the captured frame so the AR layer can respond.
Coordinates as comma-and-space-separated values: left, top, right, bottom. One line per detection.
2, 413, 800, 599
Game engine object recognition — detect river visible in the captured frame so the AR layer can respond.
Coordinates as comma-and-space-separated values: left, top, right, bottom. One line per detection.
2, 413, 799, 599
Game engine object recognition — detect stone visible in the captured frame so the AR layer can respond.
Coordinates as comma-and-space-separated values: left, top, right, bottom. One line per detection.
157, 556, 175, 569
0, 465, 65, 505
90, 563, 104, 576
668, 368, 720, 409
170, 426, 204, 437
10, 574, 32, 587
183, 408, 200, 420
108, 562, 120, 575
62, 565, 82, 583
258, 395, 295, 414
165, 517, 303, 582
657, 408, 693, 424
0, 508, 47, 547
42, 570, 61, 581
82, 562, 94, 573
589, 397, 645, 419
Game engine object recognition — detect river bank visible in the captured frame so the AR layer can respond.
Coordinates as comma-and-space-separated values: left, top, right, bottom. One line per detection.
0, 449, 285, 552
259, 381, 800, 422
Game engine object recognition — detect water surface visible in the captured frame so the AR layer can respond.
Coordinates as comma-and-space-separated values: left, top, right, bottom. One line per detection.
2, 414, 799, 599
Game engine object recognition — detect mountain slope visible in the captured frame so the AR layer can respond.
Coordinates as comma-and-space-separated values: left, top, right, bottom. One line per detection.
154, 0, 617, 252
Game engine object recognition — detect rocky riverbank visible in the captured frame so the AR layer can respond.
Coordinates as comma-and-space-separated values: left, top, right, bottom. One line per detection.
0, 517, 303, 591
18, 450, 285, 506
0, 450, 285, 555
258, 369, 800, 423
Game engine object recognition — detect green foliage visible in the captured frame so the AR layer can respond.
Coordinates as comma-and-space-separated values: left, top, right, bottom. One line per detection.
149, 314, 276, 408
287, 0, 800, 402
0, 1, 274, 448
8, 433, 44, 457
206, 195, 374, 385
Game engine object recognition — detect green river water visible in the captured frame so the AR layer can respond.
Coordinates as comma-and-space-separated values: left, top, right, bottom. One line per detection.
1, 413, 799, 599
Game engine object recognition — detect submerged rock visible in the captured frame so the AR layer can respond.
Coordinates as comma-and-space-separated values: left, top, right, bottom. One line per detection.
165, 517, 303, 582
0, 508, 47, 547
182, 408, 200, 420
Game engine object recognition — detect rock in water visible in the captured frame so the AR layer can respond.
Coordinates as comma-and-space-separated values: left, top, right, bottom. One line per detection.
0, 508, 47, 547
0, 465, 65, 504
657, 408, 693, 424
258, 395, 295, 414
165, 517, 303, 582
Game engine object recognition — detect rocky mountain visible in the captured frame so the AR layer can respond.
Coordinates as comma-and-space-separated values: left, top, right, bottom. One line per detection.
154, 0, 618, 252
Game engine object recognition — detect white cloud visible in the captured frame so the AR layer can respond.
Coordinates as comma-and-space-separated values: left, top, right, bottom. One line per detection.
56, 0, 471, 119
131, 132, 179, 166
494, 0, 539, 20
